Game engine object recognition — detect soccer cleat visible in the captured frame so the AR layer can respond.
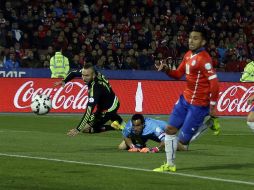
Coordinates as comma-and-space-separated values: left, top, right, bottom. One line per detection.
111, 121, 125, 130
210, 117, 221, 135
153, 163, 176, 172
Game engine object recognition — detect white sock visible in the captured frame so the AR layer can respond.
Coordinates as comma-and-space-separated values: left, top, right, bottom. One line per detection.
247, 122, 254, 132
165, 134, 177, 166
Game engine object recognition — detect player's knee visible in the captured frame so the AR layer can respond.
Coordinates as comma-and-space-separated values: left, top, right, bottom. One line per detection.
118, 144, 125, 150
118, 141, 127, 150
177, 141, 189, 151
247, 112, 254, 122
84, 127, 96, 133
247, 121, 254, 131
165, 126, 178, 135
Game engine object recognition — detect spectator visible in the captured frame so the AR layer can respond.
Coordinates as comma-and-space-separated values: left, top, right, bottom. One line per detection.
0, 48, 5, 67
21, 49, 35, 68
70, 54, 82, 69
3, 53, 19, 69
0, 0, 253, 71
137, 49, 154, 70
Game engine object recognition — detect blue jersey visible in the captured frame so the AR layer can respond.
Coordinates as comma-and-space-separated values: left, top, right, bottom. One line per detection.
122, 118, 167, 143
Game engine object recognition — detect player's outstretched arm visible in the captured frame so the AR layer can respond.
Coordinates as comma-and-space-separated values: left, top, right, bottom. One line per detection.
54, 80, 65, 87
123, 138, 139, 152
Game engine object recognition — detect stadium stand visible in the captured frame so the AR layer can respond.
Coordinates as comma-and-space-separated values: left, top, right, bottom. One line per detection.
0, 0, 253, 71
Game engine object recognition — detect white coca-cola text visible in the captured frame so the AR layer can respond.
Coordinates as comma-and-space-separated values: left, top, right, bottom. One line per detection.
217, 85, 254, 112
14, 81, 89, 110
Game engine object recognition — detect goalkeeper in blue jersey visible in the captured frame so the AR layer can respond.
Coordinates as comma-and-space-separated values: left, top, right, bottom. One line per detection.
118, 114, 167, 153
118, 114, 220, 153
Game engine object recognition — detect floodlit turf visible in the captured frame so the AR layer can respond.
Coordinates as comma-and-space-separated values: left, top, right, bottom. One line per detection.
0, 114, 254, 190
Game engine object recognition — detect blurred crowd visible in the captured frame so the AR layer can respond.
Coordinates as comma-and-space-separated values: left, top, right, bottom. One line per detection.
0, 0, 254, 71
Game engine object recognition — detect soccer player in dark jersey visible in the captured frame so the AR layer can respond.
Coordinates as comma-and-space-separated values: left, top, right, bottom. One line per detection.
55, 63, 124, 136
153, 26, 220, 172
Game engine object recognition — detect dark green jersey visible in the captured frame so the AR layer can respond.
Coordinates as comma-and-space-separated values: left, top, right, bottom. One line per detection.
63, 70, 119, 131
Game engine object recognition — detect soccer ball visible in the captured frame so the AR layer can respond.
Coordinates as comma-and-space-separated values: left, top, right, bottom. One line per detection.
31, 94, 52, 115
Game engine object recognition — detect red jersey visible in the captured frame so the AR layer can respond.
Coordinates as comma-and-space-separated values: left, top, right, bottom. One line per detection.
167, 49, 219, 106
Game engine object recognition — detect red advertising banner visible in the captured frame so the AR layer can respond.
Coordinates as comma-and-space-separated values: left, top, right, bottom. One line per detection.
0, 78, 253, 116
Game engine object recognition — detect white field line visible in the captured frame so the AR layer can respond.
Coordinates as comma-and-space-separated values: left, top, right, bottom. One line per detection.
0, 130, 252, 136
0, 153, 253, 186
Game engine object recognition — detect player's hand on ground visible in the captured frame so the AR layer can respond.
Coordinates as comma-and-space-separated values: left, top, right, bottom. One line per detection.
149, 147, 160, 153
140, 147, 150, 153
128, 147, 141, 152
54, 80, 65, 87
67, 128, 79, 136
140, 147, 159, 153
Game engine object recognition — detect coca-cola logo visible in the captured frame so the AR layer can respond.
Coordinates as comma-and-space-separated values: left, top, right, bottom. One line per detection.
14, 81, 89, 110
7, 79, 254, 115
217, 85, 254, 113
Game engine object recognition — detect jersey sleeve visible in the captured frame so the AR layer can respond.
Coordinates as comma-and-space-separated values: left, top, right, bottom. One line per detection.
122, 121, 132, 138
153, 121, 167, 142
63, 69, 82, 83
200, 58, 219, 105
76, 83, 101, 131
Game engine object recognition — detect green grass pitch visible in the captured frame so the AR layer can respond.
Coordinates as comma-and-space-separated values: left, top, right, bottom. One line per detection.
0, 114, 254, 190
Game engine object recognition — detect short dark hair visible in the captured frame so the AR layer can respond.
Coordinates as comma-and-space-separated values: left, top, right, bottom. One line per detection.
83, 62, 95, 70
191, 25, 208, 40
131, 114, 145, 124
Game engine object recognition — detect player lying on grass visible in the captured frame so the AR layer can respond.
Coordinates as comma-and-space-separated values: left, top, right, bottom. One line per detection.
118, 114, 220, 153
54, 63, 125, 136
118, 114, 166, 153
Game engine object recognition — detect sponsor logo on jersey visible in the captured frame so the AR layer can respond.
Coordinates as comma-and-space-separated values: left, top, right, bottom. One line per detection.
89, 97, 94, 103
191, 60, 196, 66
205, 63, 212, 70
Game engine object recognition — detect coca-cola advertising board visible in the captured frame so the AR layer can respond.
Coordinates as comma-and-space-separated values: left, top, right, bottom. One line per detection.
0, 78, 253, 116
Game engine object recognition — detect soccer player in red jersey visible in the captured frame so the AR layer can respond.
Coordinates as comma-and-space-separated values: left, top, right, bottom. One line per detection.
153, 26, 220, 172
